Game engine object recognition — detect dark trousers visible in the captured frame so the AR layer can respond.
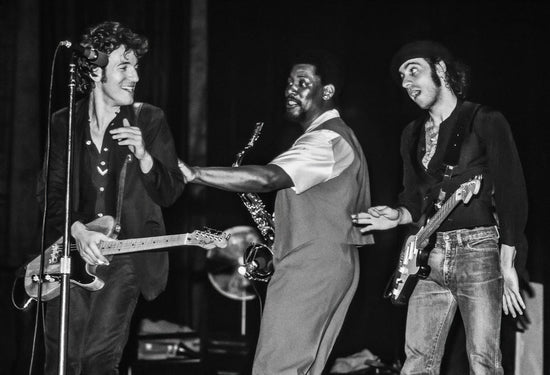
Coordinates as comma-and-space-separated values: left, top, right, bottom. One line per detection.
44, 256, 140, 375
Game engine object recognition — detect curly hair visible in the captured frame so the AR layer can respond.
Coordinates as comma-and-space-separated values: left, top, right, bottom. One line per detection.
75, 21, 149, 94
426, 57, 471, 100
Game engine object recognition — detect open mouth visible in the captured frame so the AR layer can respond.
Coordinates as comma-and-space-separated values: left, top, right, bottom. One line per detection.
286, 97, 299, 108
408, 88, 420, 100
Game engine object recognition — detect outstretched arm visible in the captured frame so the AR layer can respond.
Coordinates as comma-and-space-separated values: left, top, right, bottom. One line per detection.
179, 160, 293, 193
351, 206, 412, 233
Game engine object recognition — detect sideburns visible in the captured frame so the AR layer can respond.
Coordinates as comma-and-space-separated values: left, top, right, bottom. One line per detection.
429, 63, 442, 88
100, 69, 108, 84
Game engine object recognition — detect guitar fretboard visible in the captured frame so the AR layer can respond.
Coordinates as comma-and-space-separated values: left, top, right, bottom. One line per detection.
417, 192, 460, 245
100, 234, 191, 255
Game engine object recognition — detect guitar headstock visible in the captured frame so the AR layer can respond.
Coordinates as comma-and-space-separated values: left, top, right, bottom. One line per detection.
188, 229, 231, 249
457, 175, 483, 204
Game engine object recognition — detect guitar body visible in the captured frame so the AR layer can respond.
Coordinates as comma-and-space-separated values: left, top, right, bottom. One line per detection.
385, 232, 434, 306
24, 216, 117, 301
384, 176, 483, 306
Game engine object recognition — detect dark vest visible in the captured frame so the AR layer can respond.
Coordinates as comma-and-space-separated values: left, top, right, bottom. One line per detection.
405, 101, 497, 230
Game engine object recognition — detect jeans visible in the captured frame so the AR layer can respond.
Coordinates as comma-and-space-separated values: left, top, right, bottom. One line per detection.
401, 226, 503, 375
44, 255, 140, 375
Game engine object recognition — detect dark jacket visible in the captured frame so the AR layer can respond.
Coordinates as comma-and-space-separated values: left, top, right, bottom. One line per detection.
39, 99, 184, 300
398, 100, 528, 267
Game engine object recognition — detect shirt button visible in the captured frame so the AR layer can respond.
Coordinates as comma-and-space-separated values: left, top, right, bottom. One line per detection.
99, 187, 105, 192
100, 161, 106, 166
103, 147, 109, 152
97, 213, 103, 217
85, 140, 91, 146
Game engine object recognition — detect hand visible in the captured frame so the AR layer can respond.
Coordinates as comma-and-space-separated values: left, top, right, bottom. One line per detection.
351, 205, 401, 233
501, 264, 526, 318
513, 309, 531, 332
110, 118, 148, 160
71, 221, 111, 266
178, 158, 196, 183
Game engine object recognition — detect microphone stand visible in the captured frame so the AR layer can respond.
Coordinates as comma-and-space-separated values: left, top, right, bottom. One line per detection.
56, 54, 78, 375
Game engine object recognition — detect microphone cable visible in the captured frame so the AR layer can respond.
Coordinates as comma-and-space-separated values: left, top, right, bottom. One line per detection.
26, 41, 64, 375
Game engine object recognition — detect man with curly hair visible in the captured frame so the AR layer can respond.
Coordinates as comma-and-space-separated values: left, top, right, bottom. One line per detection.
40, 21, 183, 374
352, 41, 528, 374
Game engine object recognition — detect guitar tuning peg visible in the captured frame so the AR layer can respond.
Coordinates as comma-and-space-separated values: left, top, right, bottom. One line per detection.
202, 226, 214, 233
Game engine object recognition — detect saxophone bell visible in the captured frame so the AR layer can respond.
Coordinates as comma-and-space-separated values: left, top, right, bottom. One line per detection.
242, 243, 274, 282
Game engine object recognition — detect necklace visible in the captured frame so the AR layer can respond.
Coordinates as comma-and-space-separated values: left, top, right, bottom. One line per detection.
422, 117, 439, 168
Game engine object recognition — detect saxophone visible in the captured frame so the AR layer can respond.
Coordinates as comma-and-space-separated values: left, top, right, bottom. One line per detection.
233, 122, 274, 282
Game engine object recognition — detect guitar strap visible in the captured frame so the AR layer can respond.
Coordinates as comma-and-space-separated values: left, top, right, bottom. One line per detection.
433, 101, 481, 209
386, 102, 482, 306
113, 102, 143, 236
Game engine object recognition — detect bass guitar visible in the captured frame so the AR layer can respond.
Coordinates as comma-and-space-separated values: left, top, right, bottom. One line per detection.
25, 215, 229, 301
385, 176, 482, 305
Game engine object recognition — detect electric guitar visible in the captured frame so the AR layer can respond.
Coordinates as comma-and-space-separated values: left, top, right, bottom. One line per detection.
385, 176, 482, 305
25, 215, 229, 301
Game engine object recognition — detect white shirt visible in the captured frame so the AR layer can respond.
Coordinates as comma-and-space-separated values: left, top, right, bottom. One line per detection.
269, 109, 354, 194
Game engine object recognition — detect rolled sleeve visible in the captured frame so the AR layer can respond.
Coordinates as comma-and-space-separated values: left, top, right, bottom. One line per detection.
269, 130, 353, 194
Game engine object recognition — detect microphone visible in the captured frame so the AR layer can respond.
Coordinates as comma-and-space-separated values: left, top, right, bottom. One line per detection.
59, 40, 109, 68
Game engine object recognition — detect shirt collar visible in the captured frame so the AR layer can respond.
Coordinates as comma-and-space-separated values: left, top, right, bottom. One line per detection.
305, 109, 340, 133
424, 99, 462, 128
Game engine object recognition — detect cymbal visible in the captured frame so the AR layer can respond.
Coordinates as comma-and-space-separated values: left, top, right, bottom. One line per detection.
206, 226, 262, 301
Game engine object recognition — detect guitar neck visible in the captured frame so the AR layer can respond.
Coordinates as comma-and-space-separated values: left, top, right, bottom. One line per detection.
417, 192, 460, 245
100, 234, 192, 255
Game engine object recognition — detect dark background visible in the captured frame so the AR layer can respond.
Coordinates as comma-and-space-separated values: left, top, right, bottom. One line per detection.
1, 0, 547, 374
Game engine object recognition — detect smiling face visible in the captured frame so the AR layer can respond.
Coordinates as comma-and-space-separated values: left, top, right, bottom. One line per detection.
285, 64, 326, 126
94, 45, 139, 108
398, 57, 443, 110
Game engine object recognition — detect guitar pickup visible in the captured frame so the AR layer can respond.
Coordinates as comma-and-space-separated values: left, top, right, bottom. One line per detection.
31, 274, 61, 283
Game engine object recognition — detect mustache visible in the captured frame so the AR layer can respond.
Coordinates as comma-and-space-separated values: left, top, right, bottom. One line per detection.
286, 94, 300, 102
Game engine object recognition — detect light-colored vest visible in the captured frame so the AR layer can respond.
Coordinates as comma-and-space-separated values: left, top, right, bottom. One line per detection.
273, 117, 374, 256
